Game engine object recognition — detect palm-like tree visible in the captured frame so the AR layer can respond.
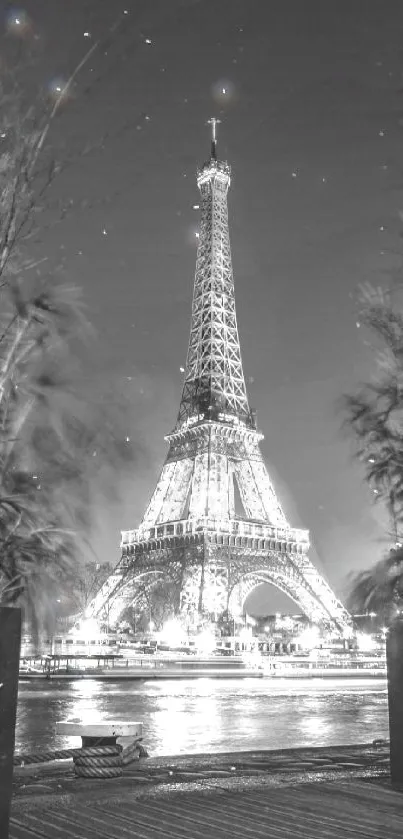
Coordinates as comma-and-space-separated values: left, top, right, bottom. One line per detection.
0, 38, 133, 638
0, 283, 88, 636
344, 285, 403, 625
347, 547, 403, 628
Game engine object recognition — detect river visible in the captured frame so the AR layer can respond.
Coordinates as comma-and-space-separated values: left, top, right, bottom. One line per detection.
15, 677, 389, 757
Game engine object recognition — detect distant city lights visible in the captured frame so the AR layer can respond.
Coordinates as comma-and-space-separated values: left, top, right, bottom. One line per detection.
297, 626, 321, 650
73, 617, 101, 638
157, 619, 185, 647
356, 632, 376, 652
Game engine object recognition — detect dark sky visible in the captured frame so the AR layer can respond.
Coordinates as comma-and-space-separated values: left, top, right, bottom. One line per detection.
8, 0, 403, 612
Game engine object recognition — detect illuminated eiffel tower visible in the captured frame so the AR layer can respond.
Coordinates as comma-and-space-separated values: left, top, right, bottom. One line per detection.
87, 120, 351, 635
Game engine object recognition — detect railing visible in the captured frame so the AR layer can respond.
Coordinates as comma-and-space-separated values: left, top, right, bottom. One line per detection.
121, 517, 309, 548
272, 656, 387, 673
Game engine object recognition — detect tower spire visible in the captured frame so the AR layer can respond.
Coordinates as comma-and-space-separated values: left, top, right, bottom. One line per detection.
176, 120, 252, 430
208, 116, 221, 160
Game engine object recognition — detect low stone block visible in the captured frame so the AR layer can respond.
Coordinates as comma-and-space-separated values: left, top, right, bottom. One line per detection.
56, 721, 142, 739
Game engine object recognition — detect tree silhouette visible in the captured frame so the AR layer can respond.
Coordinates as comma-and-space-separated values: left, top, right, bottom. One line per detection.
0, 23, 134, 639
343, 285, 403, 624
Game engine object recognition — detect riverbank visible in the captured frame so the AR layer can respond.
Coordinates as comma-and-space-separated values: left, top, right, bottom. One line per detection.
18, 664, 387, 681
10, 742, 402, 838
19, 667, 264, 681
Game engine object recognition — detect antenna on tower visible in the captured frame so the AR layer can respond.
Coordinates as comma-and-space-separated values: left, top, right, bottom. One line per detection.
207, 117, 221, 160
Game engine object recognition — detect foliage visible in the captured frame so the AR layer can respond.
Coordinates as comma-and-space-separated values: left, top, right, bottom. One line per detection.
69, 562, 115, 614
119, 580, 179, 634
0, 34, 133, 639
343, 284, 403, 624
346, 546, 403, 627
342, 285, 403, 538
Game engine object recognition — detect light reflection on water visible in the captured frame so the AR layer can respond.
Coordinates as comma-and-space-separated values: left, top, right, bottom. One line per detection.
15, 677, 388, 756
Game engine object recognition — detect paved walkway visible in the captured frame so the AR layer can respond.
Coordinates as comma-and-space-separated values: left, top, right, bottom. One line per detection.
10, 743, 403, 839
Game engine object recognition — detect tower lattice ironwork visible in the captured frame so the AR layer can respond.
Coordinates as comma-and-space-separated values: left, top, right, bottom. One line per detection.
87, 121, 352, 635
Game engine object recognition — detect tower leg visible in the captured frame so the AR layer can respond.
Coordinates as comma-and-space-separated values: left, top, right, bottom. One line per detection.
198, 548, 206, 615
386, 619, 403, 785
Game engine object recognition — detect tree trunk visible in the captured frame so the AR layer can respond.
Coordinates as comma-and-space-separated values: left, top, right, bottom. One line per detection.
386, 619, 403, 785
0, 606, 21, 839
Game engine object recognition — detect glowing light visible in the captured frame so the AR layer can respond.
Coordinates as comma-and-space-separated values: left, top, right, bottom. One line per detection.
159, 619, 185, 647
298, 626, 320, 650
356, 632, 376, 652
6, 9, 30, 34
195, 627, 216, 655
211, 79, 235, 104
239, 626, 252, 642
48, 78, 70, 103
73, 618, 101, 639
83, 31, 91, 38
144, 38, 152, 44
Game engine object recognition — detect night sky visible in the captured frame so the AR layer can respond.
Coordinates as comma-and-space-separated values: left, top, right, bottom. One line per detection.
8, 0, 403, 612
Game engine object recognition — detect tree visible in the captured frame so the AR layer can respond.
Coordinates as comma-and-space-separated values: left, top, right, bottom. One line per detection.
346, 548, 403, 627
0, 19, 134, 639
69, 562, 114, 613
129, 580, 179, 633
343, 285, 403, 624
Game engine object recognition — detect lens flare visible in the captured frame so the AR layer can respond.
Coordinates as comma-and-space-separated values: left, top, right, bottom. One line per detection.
47, 77, 71, 104
6, 8, 31, 36
211, 79, 236, 105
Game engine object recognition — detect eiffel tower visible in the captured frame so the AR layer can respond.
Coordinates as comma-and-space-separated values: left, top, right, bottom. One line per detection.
87, 120, 352, 636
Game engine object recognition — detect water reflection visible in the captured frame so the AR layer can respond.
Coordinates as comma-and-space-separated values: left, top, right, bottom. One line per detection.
16, 677, 388, 756
152, 681, 222, 754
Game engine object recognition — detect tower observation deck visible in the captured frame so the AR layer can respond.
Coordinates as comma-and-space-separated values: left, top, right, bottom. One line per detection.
87, 121, 352, 636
